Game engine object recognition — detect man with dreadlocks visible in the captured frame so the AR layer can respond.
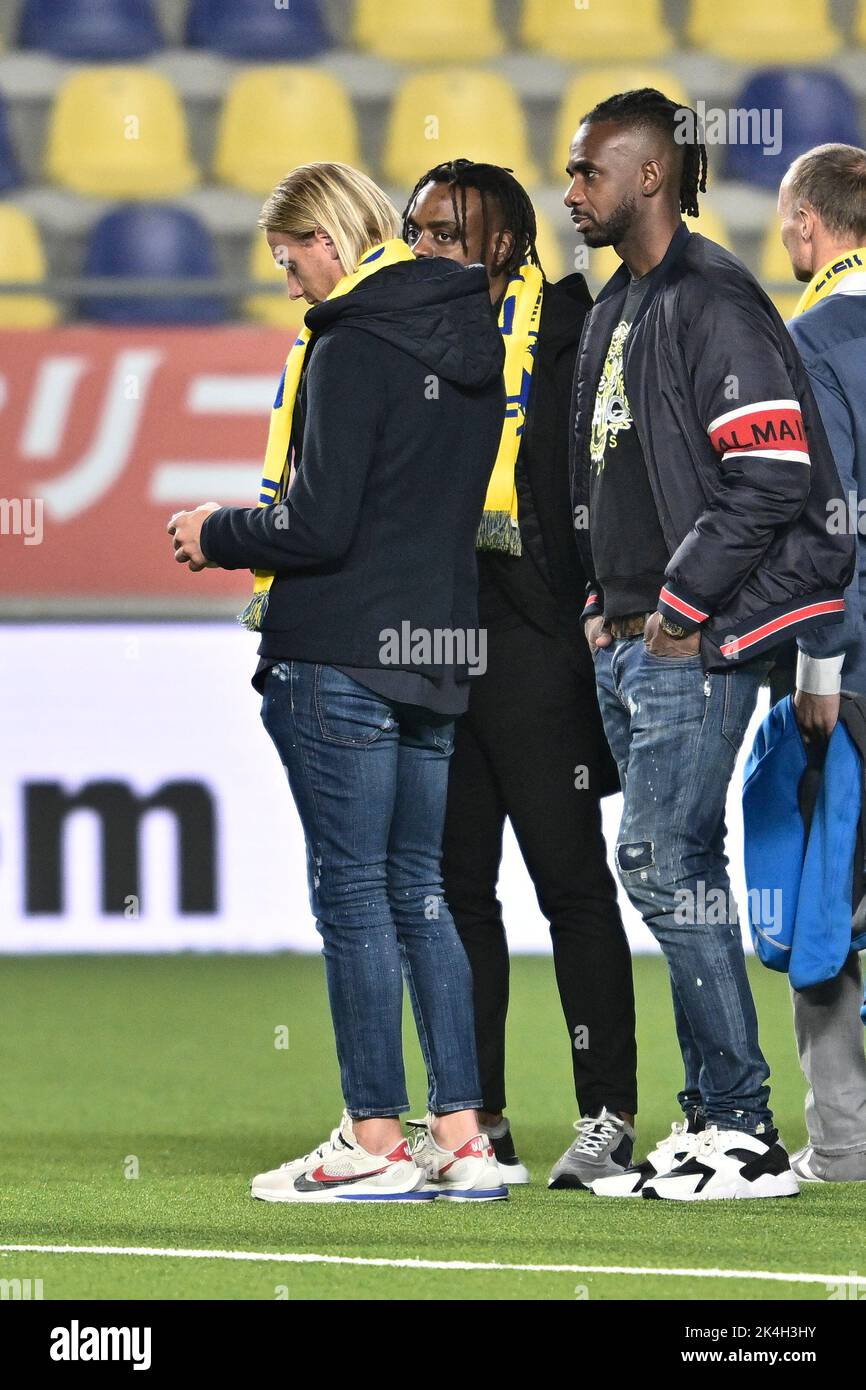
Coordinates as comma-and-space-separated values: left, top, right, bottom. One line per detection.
567, 89, 854, 1200
402, 159, 637, 1187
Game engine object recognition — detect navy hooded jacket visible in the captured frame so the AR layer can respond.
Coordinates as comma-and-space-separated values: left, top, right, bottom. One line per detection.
201, 257, 505, 676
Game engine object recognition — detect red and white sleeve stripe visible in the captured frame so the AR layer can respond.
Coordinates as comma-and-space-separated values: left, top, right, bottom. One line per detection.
707, 399, 810, 467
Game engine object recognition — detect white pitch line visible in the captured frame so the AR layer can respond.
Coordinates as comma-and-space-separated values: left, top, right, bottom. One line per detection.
0, 1244, 863, 1287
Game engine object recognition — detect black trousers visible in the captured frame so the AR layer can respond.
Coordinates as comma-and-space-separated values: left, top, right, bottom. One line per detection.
441, 618, 638, 1117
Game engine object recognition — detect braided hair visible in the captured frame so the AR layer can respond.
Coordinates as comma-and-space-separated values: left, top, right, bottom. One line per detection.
401, 158, 542, 278
581, 88, 708, 218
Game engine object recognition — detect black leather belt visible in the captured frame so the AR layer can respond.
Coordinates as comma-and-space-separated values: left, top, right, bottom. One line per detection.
608, 612, 653, 640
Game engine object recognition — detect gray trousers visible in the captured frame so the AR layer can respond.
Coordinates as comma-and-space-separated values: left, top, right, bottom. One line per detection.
792, 951, 866, 1160
770, 664, 866, 1164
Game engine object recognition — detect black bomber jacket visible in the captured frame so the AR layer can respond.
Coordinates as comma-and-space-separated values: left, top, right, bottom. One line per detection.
571, 223, 855, 670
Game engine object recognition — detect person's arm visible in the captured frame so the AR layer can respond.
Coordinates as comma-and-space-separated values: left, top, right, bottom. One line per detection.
580, 580, 604, 625
200, 329, 383, 572
792, 354, 862, 686
657, 292, 812, 638
787, 350, 861, 737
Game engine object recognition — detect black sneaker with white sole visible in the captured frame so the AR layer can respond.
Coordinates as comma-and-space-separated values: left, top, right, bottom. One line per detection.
645, 1124, 800, 1201
484, 1117, 530, 1184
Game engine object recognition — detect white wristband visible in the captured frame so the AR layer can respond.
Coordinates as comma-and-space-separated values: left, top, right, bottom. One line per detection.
796, 650, 844, 696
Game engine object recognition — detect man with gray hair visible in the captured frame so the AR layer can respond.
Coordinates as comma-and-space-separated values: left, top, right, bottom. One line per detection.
776, 142, 866, 1182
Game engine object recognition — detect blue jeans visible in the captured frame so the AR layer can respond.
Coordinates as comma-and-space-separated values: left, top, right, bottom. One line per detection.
593, 637, 774, 1133
260, 660, 483, 1120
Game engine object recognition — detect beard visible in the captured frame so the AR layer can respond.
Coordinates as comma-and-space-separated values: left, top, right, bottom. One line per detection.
580, 193, 639, 248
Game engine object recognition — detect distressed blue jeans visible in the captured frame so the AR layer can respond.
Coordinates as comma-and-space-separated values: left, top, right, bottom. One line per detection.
260, 660, 482, 1120
593, 637, 774, 1133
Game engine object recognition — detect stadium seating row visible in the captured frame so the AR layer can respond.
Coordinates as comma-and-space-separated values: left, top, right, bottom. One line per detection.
0, 200, 803, 328
4, 0, 864, 65
0, 63, 861, 196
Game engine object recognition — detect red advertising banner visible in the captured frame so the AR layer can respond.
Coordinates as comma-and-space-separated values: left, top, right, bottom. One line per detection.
0, 326, 298, 603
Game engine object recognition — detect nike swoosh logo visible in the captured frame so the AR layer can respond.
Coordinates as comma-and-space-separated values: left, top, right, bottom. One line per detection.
295, 1164, 391, 1191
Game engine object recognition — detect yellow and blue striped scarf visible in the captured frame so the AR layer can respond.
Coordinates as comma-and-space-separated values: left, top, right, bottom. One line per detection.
240, 246, 544, 629
240, 237, 415, 631
476, 260, 544, 556
792, 247, 866, 317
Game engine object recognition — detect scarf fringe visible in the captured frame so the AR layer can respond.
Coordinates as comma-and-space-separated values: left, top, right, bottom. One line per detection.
476, 510, 523, 556
238, 588, 270, 632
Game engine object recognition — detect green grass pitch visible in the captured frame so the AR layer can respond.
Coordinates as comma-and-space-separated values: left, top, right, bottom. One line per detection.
2, 952, 864, 1301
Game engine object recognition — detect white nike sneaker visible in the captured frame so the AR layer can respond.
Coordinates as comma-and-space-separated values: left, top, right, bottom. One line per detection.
409, 1115, 530, 1184
646, 1124, 800, 1201
250, 1111, 432, 1203
410, 1117, 508, 1201
592, 1119, 702, 1197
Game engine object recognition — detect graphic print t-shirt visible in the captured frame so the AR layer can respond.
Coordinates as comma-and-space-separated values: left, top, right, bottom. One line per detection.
588, 275, 670, 619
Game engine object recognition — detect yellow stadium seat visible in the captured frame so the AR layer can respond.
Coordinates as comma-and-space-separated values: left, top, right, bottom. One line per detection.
353, 0, 504, 62
759, 220, 803, 314
245, 230, 303, 329
384, 70, 538, 191
45, 67, 197, 197
534, 208, 565, 282
585, 208, 733, 288
582, 242, 621, 288
552, 68, 691, 180
522, 0, 672, 61
688, 0, 840, 62
0, 205, 58, 327
215, 67, 361, 196
686, 208, 732, 250
769, 290, 802, 320
760, 222, 793, 284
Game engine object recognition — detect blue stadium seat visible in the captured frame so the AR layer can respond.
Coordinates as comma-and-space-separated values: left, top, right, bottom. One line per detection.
186, 0, 331, 59
19, 0, 163, 59
725, 69, 861, 189
80, 206, 226, 325
0, 94, 22, 193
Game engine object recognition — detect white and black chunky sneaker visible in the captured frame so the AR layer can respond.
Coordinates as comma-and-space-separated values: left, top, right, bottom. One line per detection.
592, 1113, 704, 1197
645, 1124, 800, 1201
548, 1107, 635, 1191
250, 1111, 432, 1203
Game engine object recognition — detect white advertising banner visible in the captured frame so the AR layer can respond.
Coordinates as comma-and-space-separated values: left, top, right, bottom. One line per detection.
0, 625, 765, 954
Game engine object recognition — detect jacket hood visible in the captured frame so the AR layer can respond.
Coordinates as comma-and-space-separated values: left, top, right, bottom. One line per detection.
536, 272, 593, 349
304, 257, 505, 389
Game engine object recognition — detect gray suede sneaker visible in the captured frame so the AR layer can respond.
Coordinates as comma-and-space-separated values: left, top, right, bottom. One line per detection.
548, 1107, 635, 1191
790, 1144, 866, 1182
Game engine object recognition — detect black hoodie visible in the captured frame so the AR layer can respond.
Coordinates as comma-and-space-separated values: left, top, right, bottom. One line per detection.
201, 257, 506, 677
